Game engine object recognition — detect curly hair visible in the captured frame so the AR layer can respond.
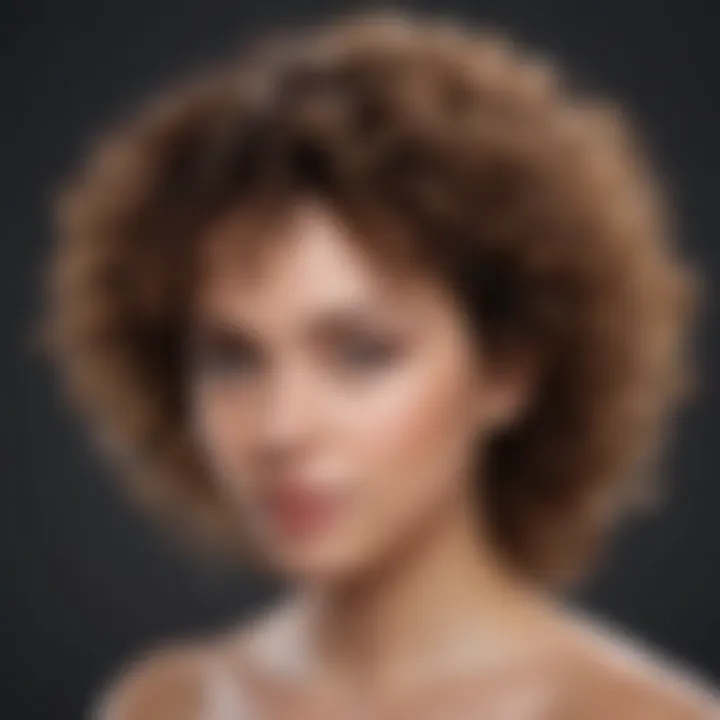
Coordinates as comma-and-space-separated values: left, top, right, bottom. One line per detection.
39, 11, 701, 583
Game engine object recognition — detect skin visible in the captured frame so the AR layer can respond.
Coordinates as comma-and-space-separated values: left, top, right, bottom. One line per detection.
99, 199, 719, 719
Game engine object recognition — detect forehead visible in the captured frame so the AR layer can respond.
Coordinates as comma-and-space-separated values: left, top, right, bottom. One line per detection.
193, 198, 450, 320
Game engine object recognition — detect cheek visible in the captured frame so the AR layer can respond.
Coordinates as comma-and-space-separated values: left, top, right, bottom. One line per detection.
189, 385, 253, 491
346, 351, 481, 529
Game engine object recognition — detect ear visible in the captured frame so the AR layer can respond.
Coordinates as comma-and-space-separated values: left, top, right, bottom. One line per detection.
475, 348, 541, 432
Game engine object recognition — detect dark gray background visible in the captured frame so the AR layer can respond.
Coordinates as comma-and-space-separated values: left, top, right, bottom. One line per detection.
2, 1, 718, 719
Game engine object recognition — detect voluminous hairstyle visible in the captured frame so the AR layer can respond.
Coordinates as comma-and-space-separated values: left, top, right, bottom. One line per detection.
40, 11, 700, 583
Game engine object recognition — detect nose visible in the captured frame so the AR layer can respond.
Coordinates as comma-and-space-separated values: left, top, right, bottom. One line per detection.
255, 363, 317, 463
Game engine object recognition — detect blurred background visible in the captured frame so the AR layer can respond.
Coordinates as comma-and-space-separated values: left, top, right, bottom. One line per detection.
2, 1, 718, 718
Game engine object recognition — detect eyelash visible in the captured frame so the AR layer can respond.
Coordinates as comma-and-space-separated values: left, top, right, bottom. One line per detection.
193, 346, 258, 378
191, 336, 401, 381
337, 338, 400, 370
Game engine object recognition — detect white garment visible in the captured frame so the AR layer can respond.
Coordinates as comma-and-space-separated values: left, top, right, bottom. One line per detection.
201, 653, 255, 720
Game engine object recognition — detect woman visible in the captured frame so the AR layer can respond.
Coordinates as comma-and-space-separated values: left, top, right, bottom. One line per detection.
40, 10, 718, 719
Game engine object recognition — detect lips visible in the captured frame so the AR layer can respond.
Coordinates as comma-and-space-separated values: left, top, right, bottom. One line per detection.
260, 481, 344, 537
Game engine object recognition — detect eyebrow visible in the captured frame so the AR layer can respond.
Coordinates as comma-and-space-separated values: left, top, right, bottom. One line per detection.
188, 300, 411, 345
186, 316, 261, 347
307, 306, 412, 349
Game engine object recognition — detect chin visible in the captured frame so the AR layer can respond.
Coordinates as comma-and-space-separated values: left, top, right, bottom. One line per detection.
264, 536, 382, 586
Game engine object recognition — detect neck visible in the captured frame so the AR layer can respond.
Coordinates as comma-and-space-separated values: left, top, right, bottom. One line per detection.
297, 489, 545, 694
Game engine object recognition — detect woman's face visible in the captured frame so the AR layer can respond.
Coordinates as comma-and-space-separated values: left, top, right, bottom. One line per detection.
188, 199, 529, 582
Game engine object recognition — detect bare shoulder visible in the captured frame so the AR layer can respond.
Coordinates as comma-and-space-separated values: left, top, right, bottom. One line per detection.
91, 639, 211, 720
550, 607, 720, 720
91, 602, 300, 720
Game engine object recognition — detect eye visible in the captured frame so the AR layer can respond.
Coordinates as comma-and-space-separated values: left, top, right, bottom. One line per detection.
337, 336, 400, 371
190, 340, 260, 380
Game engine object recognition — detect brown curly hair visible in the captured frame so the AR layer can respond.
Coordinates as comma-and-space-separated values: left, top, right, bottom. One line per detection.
39, 11, 701, 583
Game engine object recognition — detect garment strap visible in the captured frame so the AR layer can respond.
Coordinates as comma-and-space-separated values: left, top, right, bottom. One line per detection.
201, 650, 255, 720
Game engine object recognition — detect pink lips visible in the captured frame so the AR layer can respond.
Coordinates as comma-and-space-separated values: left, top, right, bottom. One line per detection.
261, 480, 344, 538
